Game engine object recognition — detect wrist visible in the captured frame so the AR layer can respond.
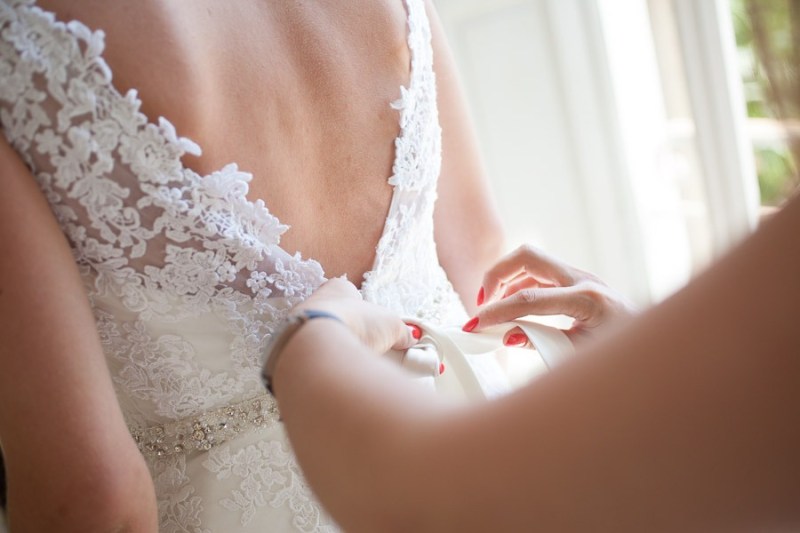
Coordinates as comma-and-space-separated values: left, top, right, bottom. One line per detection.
261, 310, 343, 395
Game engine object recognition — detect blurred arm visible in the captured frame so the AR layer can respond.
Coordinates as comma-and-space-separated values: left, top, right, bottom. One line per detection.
277, 195, 800, 532
0, 138, 158, 532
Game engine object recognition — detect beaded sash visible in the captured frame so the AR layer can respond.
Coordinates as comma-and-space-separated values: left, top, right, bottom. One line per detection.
130, 394, 280, 459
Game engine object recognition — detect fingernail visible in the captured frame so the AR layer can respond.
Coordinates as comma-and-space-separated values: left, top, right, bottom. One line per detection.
439, 362, 446, 375
504, 333, 528, 347
476, 287, 485, 306
407, 324, 422, 340
462, 317, 479, 332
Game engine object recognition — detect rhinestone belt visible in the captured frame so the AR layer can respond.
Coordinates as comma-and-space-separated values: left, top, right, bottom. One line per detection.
130, 393, 280, 459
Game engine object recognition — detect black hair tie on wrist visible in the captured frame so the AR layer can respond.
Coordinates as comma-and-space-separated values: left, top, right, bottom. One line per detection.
0, 447, 6, 511
261, 309, 343, 395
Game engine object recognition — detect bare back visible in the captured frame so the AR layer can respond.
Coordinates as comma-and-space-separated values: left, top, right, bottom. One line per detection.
39, 0, 412, 284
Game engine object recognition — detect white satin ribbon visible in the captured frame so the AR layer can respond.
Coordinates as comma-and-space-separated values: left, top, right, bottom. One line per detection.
386, 319, 575, 401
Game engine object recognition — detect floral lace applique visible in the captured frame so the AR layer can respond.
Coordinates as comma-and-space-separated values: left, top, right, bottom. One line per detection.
150, 454, 212, 533
203, 439, 338, 532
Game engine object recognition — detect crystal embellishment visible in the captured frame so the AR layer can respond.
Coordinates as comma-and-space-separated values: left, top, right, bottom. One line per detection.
130, 394, 280, 458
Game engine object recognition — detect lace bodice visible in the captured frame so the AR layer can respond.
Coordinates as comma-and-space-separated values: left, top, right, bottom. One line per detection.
0, 0, 467, 530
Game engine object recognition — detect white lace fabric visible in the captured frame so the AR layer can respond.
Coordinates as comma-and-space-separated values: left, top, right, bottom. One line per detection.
0, 0, 467, 530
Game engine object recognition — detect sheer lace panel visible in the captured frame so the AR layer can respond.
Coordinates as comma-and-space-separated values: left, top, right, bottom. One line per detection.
0, 0, 328, 423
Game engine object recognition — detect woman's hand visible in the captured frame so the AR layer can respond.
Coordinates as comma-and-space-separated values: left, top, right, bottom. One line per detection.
464, 244, 635, 345
295, 278, 417, 354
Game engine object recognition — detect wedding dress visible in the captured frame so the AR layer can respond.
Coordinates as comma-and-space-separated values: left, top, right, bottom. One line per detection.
0, 0, 471, 530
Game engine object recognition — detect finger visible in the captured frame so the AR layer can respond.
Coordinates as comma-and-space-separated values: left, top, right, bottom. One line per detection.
391, 320, 417, 351
502, 277, 548, 299
492, 271, 537, 298
475, 286, 590, 330
481, 244, 575, 304
315, 277, 361, 299
501, 326, 530, 348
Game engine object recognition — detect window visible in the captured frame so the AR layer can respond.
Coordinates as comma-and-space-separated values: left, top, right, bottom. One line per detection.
435, 0, 761, 304
730, 0, 800, 209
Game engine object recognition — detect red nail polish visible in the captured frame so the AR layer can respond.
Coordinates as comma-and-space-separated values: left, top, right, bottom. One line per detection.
439, 362, 446, 375
504, 333, 528, 347
477, 287, 485, 306
462, 317, 479, 332
409, 324, 422, 340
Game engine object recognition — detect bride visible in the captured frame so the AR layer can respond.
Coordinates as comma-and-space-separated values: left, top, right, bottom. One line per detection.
0, 1, 636, 530
0, 0, 506, 530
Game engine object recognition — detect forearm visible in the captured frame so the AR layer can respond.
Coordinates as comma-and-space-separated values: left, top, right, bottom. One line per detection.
274, 319, 457, 533
437, 216, 505, 315
450, 199, 800, 530
475, 199, 800, 530
277, 198, 800, 532
0, 138, 158, 532
6, 449, 157, 533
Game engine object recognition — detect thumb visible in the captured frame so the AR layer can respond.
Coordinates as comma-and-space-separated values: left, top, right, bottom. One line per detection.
390, 321, 417, 351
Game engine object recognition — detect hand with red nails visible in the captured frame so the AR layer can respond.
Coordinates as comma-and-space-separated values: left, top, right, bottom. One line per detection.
295, 278, 417, 354
465, 244, 635, 345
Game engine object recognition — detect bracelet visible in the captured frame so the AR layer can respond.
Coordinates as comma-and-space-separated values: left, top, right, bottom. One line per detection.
261, 309, 343, 395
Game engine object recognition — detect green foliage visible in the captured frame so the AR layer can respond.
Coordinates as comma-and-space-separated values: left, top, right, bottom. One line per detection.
755, 146, 797, 205
731, 0, 799, 119
730, 0, 799, 205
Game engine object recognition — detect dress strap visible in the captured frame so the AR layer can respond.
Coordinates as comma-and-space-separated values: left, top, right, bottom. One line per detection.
388, 0, 440, 193
360, 0, 454, 319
